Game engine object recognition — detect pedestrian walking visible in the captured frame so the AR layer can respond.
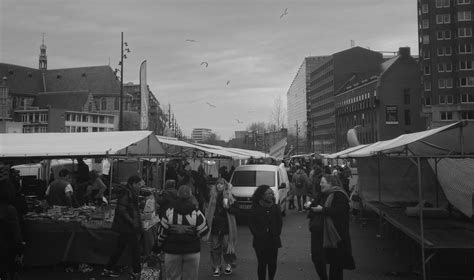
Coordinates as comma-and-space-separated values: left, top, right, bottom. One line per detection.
156, 184, 209, 280
309, 174, 355, 280
292, 165, 310, 212
205, 178, 239, 277
248, 185, 282, 280
101, 175, 145, 279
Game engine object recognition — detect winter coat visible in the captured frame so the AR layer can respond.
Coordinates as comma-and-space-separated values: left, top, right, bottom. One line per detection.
156, 198, 209, 254
292, 169, 310, 196
111, 185, 143, 234
321, 191, 355, 269
249, 202, 282, 250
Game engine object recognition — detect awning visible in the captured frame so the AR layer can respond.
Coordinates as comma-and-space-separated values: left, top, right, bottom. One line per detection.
194, 143, 271, 159
156, 136, 248, 160
325, 144, 369, 159
269, 137, 287, 160
0, 131, 165, 158
347, 121, 472, 157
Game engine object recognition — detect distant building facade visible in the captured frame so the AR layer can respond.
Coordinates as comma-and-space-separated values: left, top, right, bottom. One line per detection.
335, 47, 424, 149
191, 128, 213, 142
286, 56, 328, 153
308, 47, 384, 153
418, 0, 474, 128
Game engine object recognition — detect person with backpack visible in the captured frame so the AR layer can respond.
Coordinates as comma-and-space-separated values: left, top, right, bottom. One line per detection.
292, 165, 310, 212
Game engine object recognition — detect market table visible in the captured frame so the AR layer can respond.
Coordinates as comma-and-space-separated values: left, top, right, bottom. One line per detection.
22, 219, 159, 267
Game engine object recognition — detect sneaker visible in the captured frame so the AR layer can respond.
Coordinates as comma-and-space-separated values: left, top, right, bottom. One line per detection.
224, 264, 232, 275
213, 267, 221, 277
101, 268, 120, 278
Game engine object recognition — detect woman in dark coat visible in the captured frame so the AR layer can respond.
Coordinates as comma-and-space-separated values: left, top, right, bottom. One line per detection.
309, 174, 355, 280
248, 185, 282, 280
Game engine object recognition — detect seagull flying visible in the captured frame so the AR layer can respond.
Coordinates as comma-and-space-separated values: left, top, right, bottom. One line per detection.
206, 102, 216, 108
226, 80, 230, 86
235, 119, 243, 124
185, 39, 197, 43
280, 8, 288, 18
201, 62, 209, 68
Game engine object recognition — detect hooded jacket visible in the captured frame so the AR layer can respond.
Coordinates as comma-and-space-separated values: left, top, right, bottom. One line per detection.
156, 197, 209, 254
111, 184, 143, 234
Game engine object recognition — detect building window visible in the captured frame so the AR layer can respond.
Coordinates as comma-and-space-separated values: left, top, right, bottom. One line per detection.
445, 46, 452, 55
88, 103, 92, 112
423, 35, 430, 44
459, 44, 473, 53
440, 111, 453, 120
458, 27, 473, 37
457, 11, 471, 21
461, 93, 474, 103
460, 76, 474, 87
444, 14, 451, 23
447, 95, 454, 104
404, 93, 411, 105
92, 115, 98, 123
426, 96, 432, 106
423, 49, 431, 58
460, 60, 473, 70
438, 47, 445, 56
438, 63, 445, 72
404, 110, 411, 125
100, 98, 107, 111
422, 19, 429, 28
446, 63, 452, 72
457, 0, 471, 4
386, 106, 399, 124
461, 111, 474, 119
424, 65, 431, 75
446, 78, 453, 88
439, 79, 446, 89
439, 95, 446, 104
437, 15, 444, 23
424, 81, 432, 91
422, 4, 429, 13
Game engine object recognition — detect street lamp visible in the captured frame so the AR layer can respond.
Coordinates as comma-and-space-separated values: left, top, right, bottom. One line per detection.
118, 32, 131, 131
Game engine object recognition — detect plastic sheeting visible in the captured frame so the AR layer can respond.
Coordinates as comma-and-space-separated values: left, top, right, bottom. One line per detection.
428, 158, 474, 217
357, 157, 448, 206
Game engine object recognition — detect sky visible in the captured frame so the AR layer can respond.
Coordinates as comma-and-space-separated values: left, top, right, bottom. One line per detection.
0, 0, 418, 140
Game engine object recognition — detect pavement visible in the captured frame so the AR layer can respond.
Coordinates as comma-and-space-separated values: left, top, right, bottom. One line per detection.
17, 208, 421, 280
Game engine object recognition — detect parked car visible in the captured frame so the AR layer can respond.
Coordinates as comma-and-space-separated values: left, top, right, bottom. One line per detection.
229, 164, 290, 216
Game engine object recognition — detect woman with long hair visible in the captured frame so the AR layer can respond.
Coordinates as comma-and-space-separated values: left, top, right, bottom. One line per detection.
308, 174, 355, 280
248, 185, 282, 280
205, 178, 239, 277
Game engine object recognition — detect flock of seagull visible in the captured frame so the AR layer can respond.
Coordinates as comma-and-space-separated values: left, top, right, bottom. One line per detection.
185, 8, 288, 125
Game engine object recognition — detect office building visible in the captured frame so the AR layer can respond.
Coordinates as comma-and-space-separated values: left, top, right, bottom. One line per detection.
418, 0, 474, 127
191, 128, 213, 142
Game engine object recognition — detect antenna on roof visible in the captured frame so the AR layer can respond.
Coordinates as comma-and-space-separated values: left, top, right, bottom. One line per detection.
108, 57, 110, 66
350, 40, 355, 48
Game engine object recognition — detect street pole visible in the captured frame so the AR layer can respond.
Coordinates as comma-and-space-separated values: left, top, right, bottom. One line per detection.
119, 32, 124, 131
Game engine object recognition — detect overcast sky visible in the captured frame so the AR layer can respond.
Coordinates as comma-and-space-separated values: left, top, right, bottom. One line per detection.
0, 0, 418, 140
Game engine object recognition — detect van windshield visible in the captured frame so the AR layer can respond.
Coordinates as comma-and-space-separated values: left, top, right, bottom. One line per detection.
231, 170, 275, 187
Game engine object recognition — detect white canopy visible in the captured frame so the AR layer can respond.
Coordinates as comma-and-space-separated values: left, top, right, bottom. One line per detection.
194, 143, 272, 159
156, 136, 248, 160
0, 131, 165, 158
327, 121, 474, 158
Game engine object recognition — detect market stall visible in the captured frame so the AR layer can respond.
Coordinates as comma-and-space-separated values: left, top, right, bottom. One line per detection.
0, 131, 165, 267
326, 121, 474, 279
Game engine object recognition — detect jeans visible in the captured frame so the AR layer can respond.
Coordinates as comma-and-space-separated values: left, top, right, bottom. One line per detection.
254, 247, 278, 280
164, 252, 200, 280
106, 233, 141, 273
210, 233, 235, 269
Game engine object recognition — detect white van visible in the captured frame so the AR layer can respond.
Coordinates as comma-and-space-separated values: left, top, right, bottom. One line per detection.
229, 164, 290, 216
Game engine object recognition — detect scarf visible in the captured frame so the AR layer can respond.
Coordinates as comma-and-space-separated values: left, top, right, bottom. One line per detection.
322, 186, 349, 248
205, 185, 238, 254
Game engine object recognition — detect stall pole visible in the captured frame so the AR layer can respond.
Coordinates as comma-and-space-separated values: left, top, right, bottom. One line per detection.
435, 158, 439, 207
162, 160, 167, 190
108, 157, 114, 201
416, 156, 427, 280
459, 125, 464, 155
377, 155, 382, 238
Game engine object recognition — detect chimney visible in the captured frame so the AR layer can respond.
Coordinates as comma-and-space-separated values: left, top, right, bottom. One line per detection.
399, 47, 410, 57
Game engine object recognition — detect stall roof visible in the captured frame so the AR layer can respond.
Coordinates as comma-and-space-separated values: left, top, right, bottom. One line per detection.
325, 144, 369, 159
0, 131, 165, 159
348, 121, 473, 157
156, 136, 248, 160
194, 143, 271, 159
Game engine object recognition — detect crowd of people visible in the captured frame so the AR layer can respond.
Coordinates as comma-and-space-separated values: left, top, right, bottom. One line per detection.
0, 157, 356, 280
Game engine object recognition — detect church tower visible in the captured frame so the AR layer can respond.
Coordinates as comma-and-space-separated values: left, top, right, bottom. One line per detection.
39, 33, 47, 70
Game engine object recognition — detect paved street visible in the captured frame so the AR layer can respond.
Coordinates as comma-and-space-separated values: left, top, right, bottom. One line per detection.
18, 208, 419, 280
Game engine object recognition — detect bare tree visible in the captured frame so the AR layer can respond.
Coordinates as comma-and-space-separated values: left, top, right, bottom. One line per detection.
270, 95, 287, 131
246, 122, 267, 133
